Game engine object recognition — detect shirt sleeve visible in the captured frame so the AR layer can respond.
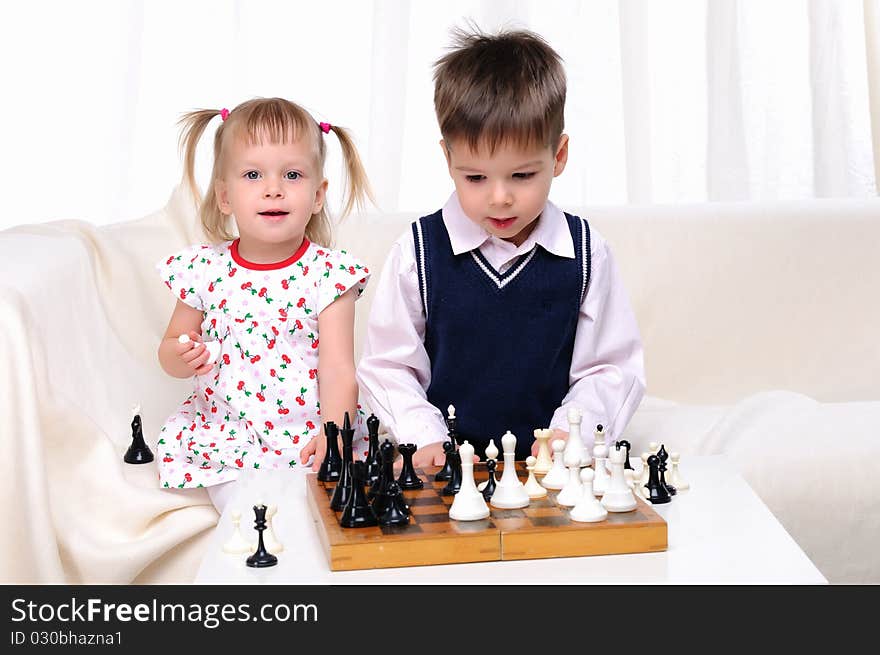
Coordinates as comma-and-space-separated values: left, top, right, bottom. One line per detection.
548, 234, 647, 449
155, 244, 212, 311
317, 249, 371, 314
355, 230, 450, 450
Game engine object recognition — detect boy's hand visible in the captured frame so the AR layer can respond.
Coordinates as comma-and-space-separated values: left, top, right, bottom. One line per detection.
531, 429, 569, 457
176, 330, 215, 377
411, 441, 480, 469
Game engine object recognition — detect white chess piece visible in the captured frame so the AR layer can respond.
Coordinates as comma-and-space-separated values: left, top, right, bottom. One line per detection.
449, 441, 491, 520
563, 407, 591, 469
649, 441, 660, 456
262, 504, 284, 552
523, 456, 547, 499
591, 430, 611, 497
540, 439, 568, 490
178, 333, 221, 365
624, 469, 641, 500
222, 509, 253, 554
569, 469, 608, 523
478, 438, 499, 491
668, 452, 690, 490
601, 442, 638, 512
639, 452, 651, 487
533, 428, 553, 475
555, 446, 584, 507
489, 431, 530, 509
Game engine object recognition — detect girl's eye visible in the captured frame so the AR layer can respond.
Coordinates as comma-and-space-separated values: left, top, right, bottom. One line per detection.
513, 172, 536, 180
465, 175, 485, 183
245, 171, 260, 180
286, 171, 301, 180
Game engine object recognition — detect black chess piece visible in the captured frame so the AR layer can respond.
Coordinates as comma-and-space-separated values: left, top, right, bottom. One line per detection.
481, 458, 497, 502
376, 480, 410, 527
444, 405, 459, 443
317, 421, 343, 482
396, 443, 424, 490
441, 449, 462, 496
365, 414, 381, 485
330, 413, 356, 511
369, 439, 394, 500
616, 439, 634, 471
645, 454, 671, 504
435, 439, 456, 482
656, 444, 677, 496
340, 461, 379, 528
124, 412, 154, 464
246, 504, 278, 568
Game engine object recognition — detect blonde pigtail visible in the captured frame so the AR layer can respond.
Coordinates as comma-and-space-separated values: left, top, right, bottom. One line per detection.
329, 125, 376, 219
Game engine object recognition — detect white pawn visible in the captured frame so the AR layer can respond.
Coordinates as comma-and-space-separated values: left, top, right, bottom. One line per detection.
555, 446, 584, 507
601, 442, 638, 512
570, 469, 607, 523
262, 504, 283, 552
489, 431, 530, 509
478, 438, 499, 491
222, 509, 252, 554
533, 429, 553, 475
540, 439, 568, 490
523, 456, 548, 499
626, 469, 643, 500
592, 433, 611, 497
449, 441, 491, 521
668, 452, 690, 490
639, 452, 651, 487
178, 333, 221, 365
563, 407, 589, 469
649, 441, 660, 456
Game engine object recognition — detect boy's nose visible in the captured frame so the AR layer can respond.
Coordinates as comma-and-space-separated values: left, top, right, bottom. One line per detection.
490, 183, 513, 207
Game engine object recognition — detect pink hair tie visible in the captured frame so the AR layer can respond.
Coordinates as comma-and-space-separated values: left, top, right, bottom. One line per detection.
319, 121, 332, 134
220, 108, 230, 122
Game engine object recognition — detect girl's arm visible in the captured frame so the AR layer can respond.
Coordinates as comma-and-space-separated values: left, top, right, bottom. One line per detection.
301, 289, 359, 470
157, 299, 215, 378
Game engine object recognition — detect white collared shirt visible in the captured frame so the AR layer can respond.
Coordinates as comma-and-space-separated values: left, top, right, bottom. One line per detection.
356, 192, 646, 450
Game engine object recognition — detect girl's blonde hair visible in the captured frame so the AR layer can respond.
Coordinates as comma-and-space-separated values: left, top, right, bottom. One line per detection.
178, 97, 373, 247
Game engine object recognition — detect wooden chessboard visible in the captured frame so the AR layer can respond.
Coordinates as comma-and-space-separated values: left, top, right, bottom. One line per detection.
306, 462, 667, 572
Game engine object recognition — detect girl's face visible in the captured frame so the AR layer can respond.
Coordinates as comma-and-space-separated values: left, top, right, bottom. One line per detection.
215, 135, 327, 261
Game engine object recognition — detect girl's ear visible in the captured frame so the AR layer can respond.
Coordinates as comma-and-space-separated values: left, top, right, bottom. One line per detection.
215, 180, 233, 215
313, 178, 329, 214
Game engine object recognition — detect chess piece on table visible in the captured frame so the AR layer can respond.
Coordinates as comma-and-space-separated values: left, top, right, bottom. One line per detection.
555, 446, 584, 507
591, 425, 610, 497
124, 405, 154, 464
656, 444, 677, 496
626, 469, 644, 500
435, 439, 456, 482
489, 431, 530, 509
262, 503, 284, 552
563, 407, 592, 468
449, 441, 491, 521
570, 469, 608, 523
540, 439, 568, 490
639, 452, 651, 487
481, 458, 498, 502
396, 443, 424, 490
477, 438, 498, 491
523, 456, 547, 499
441, 446, 463, 496
340, 461, 379, 528
317, 420, 343, 482
616, 439, 634, 471
329, 413, 356, 511
376, 480, 410, 527
600, 441, 638, 512
369, 439, 394, 500
364, 414, 381, 485
649, 441, 660, 456
246, 504, 278, 568
533, 428, 553, 475
222, 509, 252, 554
645, 454, 671, 504
445, 404, 459, 443
668, 452, 690, 491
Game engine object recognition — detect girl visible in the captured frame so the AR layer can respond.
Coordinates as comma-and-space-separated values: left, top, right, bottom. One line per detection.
156, 97, 372, 513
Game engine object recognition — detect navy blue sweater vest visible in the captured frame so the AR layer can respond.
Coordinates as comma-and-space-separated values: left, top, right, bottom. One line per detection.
412, 210, 591, 460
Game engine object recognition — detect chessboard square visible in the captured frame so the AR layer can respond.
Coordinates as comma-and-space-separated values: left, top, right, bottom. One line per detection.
527, 515, 571, 528
409, 504, 448, 516
491, 508, 527, 519
522, 506, 560, 518
415, 512, 452, 524
492, 517, 532, 531
407, 495, 445, 507
380, 523, 424, 535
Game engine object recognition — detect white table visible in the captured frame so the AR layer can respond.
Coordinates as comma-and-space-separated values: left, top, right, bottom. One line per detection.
195, 455, 827, 584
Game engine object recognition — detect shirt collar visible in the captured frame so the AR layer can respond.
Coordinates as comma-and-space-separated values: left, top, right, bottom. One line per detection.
441, 191, 574, 259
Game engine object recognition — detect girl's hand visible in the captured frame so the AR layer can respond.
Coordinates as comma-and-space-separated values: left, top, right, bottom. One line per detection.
531, 429, 569, 457
300, 434, 326, 472
176, 330, 215, 377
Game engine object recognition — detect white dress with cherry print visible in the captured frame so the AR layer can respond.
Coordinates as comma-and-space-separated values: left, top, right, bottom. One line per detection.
155, 238, 370, 489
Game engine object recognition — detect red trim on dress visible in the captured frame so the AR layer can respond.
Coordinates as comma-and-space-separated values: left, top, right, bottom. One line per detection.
230, 238, 311, 270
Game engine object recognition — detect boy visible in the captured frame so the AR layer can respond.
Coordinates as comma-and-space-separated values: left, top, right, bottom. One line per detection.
357, 27, 645, 466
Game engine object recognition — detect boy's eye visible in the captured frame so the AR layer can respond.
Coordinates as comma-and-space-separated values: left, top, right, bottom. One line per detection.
286, 171, 301, 180
513, 172, 536, 180
244, 171, 260, 180
465, 175, 485, 183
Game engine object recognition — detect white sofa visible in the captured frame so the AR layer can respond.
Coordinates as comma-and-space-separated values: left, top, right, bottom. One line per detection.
1, 184, 877, 584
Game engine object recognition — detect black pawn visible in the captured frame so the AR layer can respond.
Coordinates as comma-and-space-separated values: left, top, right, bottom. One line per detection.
377, 481, 410, 527
396, 443, 424, 490
616, 439, 634, 471
340, 461, 378, 528
645, 454, 671, 504
369, 439, 395, 500
435, 439, 456, 482
656, 444, 677, 496
330, 413, 355, 511
124, 412, 154, 464
317, 421, 343, 482
246, 504, 278, 568
441, 449, 462, 496
481, 458, 497, 502
365, 414, 381, 485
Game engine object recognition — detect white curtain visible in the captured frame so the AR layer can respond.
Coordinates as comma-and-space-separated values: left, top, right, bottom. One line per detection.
0, 0, 876, 230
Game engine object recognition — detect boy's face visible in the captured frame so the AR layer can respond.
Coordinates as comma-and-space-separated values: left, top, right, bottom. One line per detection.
442, 135, 569, 247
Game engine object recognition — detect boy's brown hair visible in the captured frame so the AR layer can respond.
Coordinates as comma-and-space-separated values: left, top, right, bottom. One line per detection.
433, 26, 566, 153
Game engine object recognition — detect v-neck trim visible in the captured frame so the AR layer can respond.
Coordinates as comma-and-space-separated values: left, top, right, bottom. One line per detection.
469, 245, 539, 289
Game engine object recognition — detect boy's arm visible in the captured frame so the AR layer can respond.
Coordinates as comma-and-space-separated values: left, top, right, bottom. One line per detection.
356, 235, 449, 455
549, 237, 646, 448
